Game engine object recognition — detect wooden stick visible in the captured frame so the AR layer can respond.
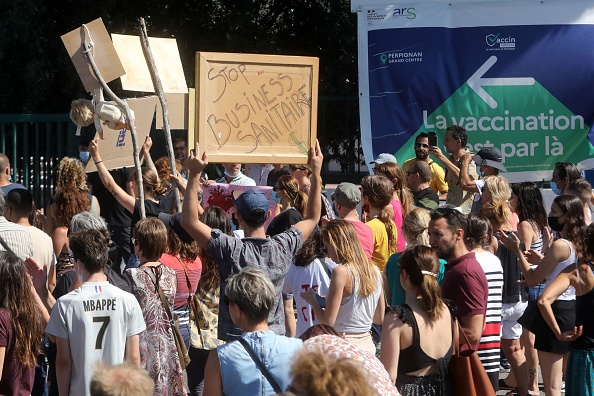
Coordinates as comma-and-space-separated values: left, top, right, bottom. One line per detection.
80, 24, 146, 219
138, 17, 182, 213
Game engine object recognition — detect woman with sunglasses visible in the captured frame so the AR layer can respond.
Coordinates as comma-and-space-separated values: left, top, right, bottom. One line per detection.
500, 195, 587, 396
289, 164, 335, 223
267, 175, 308, 237
125, 218, 184, 395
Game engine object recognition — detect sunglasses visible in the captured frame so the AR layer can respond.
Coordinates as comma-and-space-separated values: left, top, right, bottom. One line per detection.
415, 143, 429, 148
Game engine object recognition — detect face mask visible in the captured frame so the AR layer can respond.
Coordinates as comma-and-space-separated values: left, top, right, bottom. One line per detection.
550, 181, 562, 195
272, 191, 282, 204
224, 170, 242, 180
79, 151, 90, 164
547, 215, 564, 232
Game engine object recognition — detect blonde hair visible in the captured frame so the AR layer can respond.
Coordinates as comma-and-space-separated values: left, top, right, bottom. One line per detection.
90, 363, 154, 396
57, 157, 88, 191
322, 220, 378, 297
402, 208, 431, 247
481, 201, 511, 229
289, 350, 374, 396
484, 175, 511, 204
70, 99, 95, 126
360, 175, 398, 255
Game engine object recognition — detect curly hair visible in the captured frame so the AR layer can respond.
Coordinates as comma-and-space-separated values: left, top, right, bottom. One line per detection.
360, 175, 398, 255
275, 175, 308, 217
322, 220, 379, 297
54, 187, 91, 227
57, 157, 88, 191
483, 175, 511, 205
447, 124, 468, 146
198, 206, 232, 292
289, 350, 375, 396
166, 227, 199, 261
0, 252, 44, 368
154, 156, 182, 183
373, 162, 413, 214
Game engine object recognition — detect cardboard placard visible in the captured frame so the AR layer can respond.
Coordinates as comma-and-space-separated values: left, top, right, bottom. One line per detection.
202, 184, 276, 229
195, 52, 319, 164
112, 34, 188, 94
188, 88, 196, 144
84, 96, 158, 172
156, 93, 189, 130
61, 18, 126, 93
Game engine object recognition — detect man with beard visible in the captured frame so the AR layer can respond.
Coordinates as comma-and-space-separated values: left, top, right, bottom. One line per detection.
402, 133, 448, 199
428, 208, 488, 352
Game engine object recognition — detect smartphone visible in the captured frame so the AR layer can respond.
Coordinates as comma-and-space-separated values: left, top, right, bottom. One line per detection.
428, 131, 438, 147
315, 294, 327, 308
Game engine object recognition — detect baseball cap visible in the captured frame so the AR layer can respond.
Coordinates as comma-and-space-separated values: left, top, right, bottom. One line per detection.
472, 147, 507, 172
158, 212, 194, 243
332, 182, 361, 208
233, 189, 269, 223
370, 153, 397, 165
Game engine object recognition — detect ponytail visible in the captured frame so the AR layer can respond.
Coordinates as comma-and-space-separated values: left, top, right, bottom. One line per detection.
399, 245, 444, 320
378, 207, 398, 255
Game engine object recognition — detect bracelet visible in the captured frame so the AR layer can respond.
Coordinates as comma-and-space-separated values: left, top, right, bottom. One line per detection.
94, 160, 103, 165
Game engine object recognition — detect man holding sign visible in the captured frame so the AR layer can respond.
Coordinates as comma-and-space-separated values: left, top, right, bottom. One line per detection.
181, 141, 323, 341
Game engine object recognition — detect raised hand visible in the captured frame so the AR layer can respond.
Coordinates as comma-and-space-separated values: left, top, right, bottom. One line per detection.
308, 139, 323, 175
187, 142, 208, 177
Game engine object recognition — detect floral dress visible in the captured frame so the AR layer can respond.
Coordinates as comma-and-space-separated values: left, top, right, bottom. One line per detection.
126, 264, 184, 396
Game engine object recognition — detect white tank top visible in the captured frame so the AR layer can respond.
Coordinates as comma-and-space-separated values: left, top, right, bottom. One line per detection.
545, 239, 576, 301
333, 265, 382, 333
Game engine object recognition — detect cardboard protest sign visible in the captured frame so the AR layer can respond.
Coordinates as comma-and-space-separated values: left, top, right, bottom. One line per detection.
188, 88, 196, 144
155, 93, 189, 130
112, 34, 188, 94
61, 18, 126, 93
84, 96, 158, 173
195, 52, 319, 164
201, 184, 276, 229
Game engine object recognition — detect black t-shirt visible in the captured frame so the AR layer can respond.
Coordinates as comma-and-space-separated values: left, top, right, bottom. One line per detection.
132, 198, 165, 228
88, 168, 134, 227
266, 208, 302, 237
266, 166, 290, 187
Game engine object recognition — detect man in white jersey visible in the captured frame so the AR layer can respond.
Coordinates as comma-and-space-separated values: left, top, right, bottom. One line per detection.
46, 229, 146, 396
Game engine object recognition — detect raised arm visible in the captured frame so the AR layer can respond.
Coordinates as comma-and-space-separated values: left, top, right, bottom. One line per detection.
293, 140, 323, 240
537, 268, 579, 341
88, 138, 137, 214
181, 143, 212, 249
429, 145, 462, 183
139, 136, 156, 172
499, 232, 571, 286
459, 153, 480, 192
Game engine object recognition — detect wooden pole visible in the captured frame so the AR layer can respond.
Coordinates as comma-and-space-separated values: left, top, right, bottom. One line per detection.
80, 24, 146, 219
138, 17, 182, 213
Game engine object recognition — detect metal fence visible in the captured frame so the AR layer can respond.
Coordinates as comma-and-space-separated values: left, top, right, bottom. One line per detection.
0, 114, 78, 209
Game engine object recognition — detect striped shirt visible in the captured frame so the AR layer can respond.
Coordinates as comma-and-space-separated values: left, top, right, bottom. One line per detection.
474, 251, 504, 375
0, 217, 33, 260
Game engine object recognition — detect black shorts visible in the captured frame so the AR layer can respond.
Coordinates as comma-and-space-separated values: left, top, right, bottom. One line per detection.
519, 299, 576, 354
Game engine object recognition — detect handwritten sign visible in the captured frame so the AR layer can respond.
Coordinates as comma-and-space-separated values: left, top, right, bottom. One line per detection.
201, 184, 277, 229
195, 52, 319, 164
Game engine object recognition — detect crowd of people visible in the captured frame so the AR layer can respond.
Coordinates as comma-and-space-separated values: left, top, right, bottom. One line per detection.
0, 124, 593, 396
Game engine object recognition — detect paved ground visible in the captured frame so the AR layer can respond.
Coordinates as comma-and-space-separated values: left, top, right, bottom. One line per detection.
497, 367, 546, 396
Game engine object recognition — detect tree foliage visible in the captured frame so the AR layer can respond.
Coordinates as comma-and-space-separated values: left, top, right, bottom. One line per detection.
0, 0, 361, 169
